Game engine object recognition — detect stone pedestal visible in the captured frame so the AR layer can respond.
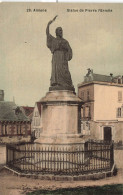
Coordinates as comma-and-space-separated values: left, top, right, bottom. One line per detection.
36, 90, 83, 144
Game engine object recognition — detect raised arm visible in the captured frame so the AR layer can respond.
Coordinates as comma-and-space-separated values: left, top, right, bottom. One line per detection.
46, 15, 58, 36
46, 21, 52, 36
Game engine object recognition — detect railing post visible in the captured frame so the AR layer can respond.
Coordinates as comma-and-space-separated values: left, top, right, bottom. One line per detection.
6, 144, 8, 165
110, 142, 114, 169
12, 147, 14, 167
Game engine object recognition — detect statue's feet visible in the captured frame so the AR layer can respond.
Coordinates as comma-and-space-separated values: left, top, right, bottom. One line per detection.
49, 84, 75, 92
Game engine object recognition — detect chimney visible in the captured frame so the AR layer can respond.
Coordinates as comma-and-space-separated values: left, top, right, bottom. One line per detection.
0, 90, 4, 101
110, 73, 113, 77
87, 68, 91, 75
110, 73, 113, 82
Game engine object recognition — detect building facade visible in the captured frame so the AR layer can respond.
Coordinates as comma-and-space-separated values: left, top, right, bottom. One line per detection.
31, 102, 42, 139
0, 90, 31, 143
78, 69, 123, 143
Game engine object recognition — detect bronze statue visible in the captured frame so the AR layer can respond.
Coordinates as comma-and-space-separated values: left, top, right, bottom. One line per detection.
46, 16, 75, 91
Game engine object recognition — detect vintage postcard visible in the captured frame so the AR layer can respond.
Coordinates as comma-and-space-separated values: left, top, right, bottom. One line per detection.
0, 2, 123, 195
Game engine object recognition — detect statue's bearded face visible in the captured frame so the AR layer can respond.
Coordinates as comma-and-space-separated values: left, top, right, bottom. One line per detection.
56, 27, 63, 38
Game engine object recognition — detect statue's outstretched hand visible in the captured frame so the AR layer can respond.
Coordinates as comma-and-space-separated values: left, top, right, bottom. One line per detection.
48, 15, 58, 25
52, 15, 58, 22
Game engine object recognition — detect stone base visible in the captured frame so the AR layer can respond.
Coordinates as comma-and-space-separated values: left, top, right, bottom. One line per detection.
36, 90, 83, 144
3, 165, 115, 181
35, 133, 86, 144
49, 85, 75, 92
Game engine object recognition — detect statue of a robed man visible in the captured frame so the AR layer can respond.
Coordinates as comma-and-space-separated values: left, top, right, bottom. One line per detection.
46, 16, 75, 91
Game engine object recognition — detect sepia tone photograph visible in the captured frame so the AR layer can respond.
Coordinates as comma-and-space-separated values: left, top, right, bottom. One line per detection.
0, 2, 123, 195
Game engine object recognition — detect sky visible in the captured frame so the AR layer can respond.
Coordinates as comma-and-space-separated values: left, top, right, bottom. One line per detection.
0, 3, 123, 106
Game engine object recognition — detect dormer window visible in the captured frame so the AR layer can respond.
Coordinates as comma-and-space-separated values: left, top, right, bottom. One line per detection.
15, 107, 22, 115
118, 78, 121, 84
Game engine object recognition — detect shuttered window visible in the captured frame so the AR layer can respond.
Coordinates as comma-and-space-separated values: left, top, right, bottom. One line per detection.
118, 91, 122, 101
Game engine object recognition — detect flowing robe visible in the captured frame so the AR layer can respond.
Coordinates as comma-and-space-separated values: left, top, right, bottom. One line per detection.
47, 33, 74, 91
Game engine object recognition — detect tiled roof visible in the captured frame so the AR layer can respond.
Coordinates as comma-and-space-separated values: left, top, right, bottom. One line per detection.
0, 101, 29, 122
92, 73, 112, 82
21, 106, 34, 117
28, 112, 33, 120
83, 69, 114, 83
78, 69, 123, 87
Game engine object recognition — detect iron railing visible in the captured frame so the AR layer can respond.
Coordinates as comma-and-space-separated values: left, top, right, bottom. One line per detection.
6, 140, 114, 175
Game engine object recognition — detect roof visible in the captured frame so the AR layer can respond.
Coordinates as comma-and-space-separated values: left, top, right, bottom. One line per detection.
28, 112, 34, 120
82, 69, 123, 84
0, 101, 29, 122
90, 73, 112, 82
20, 106, 34, 117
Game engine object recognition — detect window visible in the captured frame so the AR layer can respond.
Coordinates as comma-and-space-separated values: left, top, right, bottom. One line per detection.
1, 124, 7, 135
20, 124, 22, 134
83, 107, 85, 117
18, 124, 21, 134
118, 79, 121, 84
34, 111, 39, 117
17, 125, 19, 134
81, 122, 83, 131
87, 90, 90, 100
118, 91, 122, 101
83, 122, 85, 130
86, 122, 90, 130
1, 124, 3, 135
81, 91, 84, 100
85, 107, 88, 117
81, 107, 83, 118
88, 123, 90, 130
85, 106, 91, 118
35, 118, 39, 126
38, 119, 40, 126
88, 106, 91, 118
5, 124, 7, 135
117, 107, 122, 117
